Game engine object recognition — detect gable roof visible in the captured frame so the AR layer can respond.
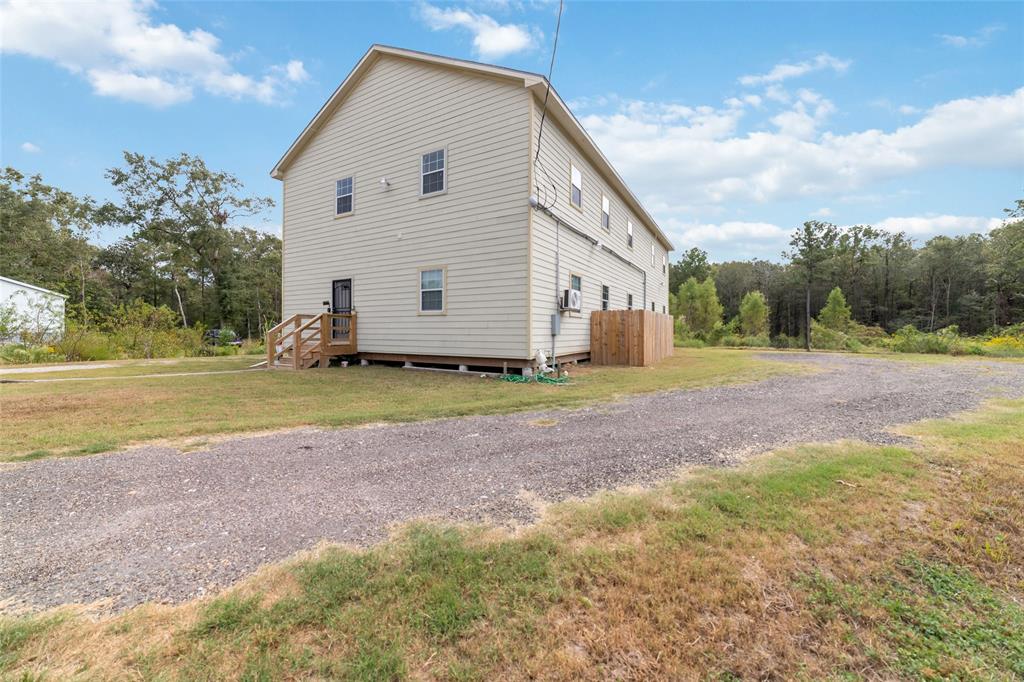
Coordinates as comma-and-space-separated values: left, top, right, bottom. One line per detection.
0, 275, 68, 298
271, 44, 673, 251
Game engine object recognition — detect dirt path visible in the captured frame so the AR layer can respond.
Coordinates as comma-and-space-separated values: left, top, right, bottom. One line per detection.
3, 353, 1022, 613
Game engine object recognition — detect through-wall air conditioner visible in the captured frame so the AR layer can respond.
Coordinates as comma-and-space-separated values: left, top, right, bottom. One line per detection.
561, 288, 582, 312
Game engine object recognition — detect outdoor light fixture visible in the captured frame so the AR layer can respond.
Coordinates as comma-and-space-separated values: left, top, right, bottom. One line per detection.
379, 176, 390, 188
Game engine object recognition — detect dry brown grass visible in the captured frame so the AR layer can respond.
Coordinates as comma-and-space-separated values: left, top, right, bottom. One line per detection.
3, 400, 1022, 681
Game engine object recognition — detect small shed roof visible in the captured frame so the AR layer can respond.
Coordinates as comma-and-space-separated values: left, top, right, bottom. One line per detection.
0, 275, 69, 298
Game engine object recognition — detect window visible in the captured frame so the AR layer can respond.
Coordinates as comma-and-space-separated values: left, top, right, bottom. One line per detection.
663, 305, 667, 314
419, 267, 445, 313
421, 148, 446, 195
662, 254, 667, 274
651, 301, 655, 312
601, 195, 610, 230
651, 243, 656, 267
335, 177, 353, 215
570, 164, 582, 209
570, 273, 582, 294
601, 285, 610, 311
627, 293, 633, 310
627, 219, 634, 248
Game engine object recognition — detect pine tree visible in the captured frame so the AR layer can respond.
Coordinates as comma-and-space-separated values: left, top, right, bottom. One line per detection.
738, 290, 769, 336
818, 287, 852, 331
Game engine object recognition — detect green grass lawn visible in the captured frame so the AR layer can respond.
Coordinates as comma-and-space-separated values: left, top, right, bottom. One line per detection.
0, 349, 799, 461
4, 399, 1021, 680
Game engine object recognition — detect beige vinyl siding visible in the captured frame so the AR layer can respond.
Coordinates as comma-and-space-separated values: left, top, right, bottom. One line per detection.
528, 93, 669, 357
281, 55, 531, 358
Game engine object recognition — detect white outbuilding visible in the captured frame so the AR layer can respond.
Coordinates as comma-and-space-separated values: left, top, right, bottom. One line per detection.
0, 275, 67, 341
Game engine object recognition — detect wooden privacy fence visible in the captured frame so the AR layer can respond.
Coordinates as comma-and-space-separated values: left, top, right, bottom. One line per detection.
590, 310, 675, 366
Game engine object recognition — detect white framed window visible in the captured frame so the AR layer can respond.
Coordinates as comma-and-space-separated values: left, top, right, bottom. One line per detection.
651, 243, 656, 266
601, 285, 610, 311
601, 195, 610, 230
627, 219, 634, 248
570, 273, 582, 295
651, 301, 655, 312
570, 163, 582, 209
335, 177, 353, 215
662, 253, 667, 274
421, 148, 446, 195
419, 267, 446, 313
627, 293, 633, 310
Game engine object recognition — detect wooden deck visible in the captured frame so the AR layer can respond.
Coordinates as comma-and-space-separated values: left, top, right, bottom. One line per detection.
266, 312, 357, 369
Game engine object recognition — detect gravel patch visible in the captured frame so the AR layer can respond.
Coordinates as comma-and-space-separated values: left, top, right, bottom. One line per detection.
2, 353, 1022, 613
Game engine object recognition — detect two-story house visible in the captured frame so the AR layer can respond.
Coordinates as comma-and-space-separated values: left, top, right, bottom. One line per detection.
270, 45, 673, 372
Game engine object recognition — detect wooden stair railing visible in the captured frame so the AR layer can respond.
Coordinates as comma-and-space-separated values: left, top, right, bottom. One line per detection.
265, 312, 357, 369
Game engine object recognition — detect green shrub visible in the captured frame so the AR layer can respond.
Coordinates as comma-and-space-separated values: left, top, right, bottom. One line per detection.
56, 326, 118, 361
720, 335, 771, 348
239, 339, 265, 355
810, 320, 862, 352
890, 325, 953, 354
0, 344, 65, 364
771, 334, 803, 349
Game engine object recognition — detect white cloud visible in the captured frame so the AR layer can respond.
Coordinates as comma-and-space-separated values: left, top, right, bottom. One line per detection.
418, 3, 537, 59
938, 24, 1004, 48
874, 214, 1002, 236
670, 220, 788, 244
812, 207, 833, 218
770, 89, 836, 139
578, 87, 1024, 210
88, 69, 193, 106
667, 214, 1003, 261
0, 0, 308, 107
739, 53, 851, 86
871, 99, 922, 116
19, 141, 41, 153
283, 60, 309, 83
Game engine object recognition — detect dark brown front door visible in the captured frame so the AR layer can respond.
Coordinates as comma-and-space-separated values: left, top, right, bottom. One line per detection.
331, 279, 352, 342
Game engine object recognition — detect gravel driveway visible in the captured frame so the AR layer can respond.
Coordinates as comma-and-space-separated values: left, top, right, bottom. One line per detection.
3, 353, 1023, 613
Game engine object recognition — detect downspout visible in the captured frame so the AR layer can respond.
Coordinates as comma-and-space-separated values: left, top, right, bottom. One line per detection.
552, 215, 560, 369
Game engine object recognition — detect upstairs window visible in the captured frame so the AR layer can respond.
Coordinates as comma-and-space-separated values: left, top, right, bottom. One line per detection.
335, 177, 353, 215
419, 267, 445, 313
570, 164, 582, 209
570, 273, 582, 294
651, 243, 656, 266
601, 285, 610, 311
601, 195, 610, 229
421, 149, 446, 195
662, 253, 667, 274
627, 293, 633, 310
627, 219, 634, 248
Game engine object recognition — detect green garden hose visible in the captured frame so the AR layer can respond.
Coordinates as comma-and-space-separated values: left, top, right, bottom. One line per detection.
499, 372, 570, 385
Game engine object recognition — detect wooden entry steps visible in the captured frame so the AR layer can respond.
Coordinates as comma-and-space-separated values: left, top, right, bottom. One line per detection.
266, 312, 357, 369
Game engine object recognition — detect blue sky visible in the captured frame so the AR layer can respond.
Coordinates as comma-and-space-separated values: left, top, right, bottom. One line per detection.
2, 0, 1022, 262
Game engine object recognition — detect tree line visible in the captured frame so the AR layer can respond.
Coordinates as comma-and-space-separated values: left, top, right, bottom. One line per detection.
1, 154, 281, 339
669, 204, 1024, 344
